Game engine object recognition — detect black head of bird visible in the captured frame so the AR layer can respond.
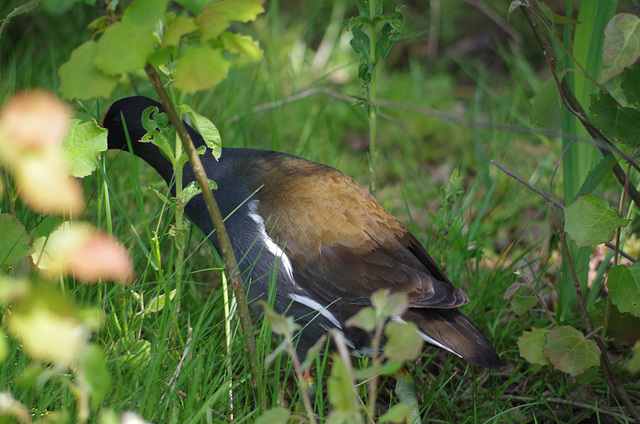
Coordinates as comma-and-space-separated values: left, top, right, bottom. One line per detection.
102, 96, 500, 368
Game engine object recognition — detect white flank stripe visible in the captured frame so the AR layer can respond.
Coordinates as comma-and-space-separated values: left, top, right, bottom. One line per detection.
291, 294, 342, 329
392, 316, 463, 359
247, 200, 295, 282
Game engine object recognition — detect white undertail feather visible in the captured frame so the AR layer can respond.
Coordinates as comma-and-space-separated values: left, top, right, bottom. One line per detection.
290, 294, 342, 329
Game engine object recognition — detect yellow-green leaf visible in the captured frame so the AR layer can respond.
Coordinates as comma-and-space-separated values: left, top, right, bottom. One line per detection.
122, 0, 169, 30
0, 213, 33, 266
543, 325, 600, 377
608, 263, 640, 317
58, 41, 118, 100
220, 31, 262, 62
565, 194, 630, 247
196, 9, 229, 42
206, 0, 264, 23
62, 118, 108, 177
162, 15, 198, 47
517, 328, 550, 366
173, 45, 230, 93
93, 22, 157, 76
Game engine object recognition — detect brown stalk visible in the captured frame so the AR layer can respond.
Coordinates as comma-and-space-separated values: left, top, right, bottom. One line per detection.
520, 2, 640, 209
144, 64, 262, 403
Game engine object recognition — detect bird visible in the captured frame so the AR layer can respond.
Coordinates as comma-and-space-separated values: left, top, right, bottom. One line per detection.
102, 96, 500, 368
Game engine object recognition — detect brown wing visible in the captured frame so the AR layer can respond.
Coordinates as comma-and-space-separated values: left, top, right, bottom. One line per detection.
243, 153, 468, 309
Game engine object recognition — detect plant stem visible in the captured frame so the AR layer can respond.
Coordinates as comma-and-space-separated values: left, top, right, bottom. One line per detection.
367, 0, 378, 196
366, 320, 382, 423
285, 342, 317, 424
173, 141, 185, 315
491, 159, 640, 423
144, 64, 262, 404
519, 2, 640, 210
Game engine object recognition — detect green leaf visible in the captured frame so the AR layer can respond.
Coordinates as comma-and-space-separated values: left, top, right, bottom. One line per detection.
601, 13, 640, 83
589, 90, 640, 144
575, 156, 616, 198
383, 321, 423, 361
589, 299, 640, 345
371, 290, 408, 319
180, 180, 217, 206
148, 46, 173, 67
530, 75, 562, 130
35, 216, 63, 238
255, 407, 290, 424
517, 328, 550, 366
543, 325, 600, 377
122, 0, 169, 30
511, 293, 538, 316
122, 339, 151, 367
380, 6, 406, 41
58, 41, 119, 100
379, 402, 410, 423
378, 359, 403, 375
93, 22, 157, 76
173, 45, 230, 93
608, 263, 640, 317
141, 288, 176, 315
219, 32, 263, 62
205, 0, 264, 23
6, 287, 87, 367
375, 23, 393, 62
62, 118, 108, 177
174, 0, 210, 14
327, 355, 357, 412
180, 104, 222, 158
350, 27, 370, 58
355, 0, 369, 16
621, 63, 640, 107
162, 15, 198, 47
79, 344, 112, 409
565, 193, 630, 247
0, 214, 33, 267
196, 9, 229, 42
394, 371, 420, 422
345, 306, 376, 331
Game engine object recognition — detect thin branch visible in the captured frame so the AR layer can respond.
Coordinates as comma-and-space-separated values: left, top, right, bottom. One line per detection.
519, 2, 640, 210
491, 159, 640, 423
491, 160, 636, 262
144, 64, 262, 402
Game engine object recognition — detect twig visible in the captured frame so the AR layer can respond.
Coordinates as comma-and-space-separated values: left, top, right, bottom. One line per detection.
519, 2, 640, 210
491, 155, 640, 422
144, 64, 262, 403
549, 140, 576, 201
491, 160, 636, 262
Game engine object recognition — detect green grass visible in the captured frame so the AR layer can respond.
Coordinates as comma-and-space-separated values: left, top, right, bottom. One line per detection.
1, 0, 638, 423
